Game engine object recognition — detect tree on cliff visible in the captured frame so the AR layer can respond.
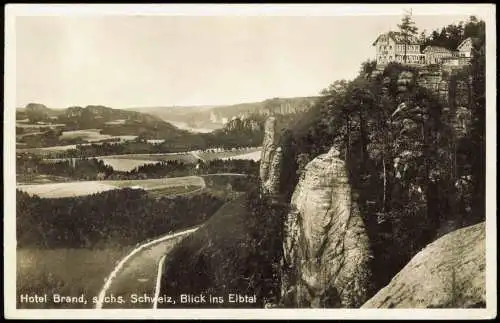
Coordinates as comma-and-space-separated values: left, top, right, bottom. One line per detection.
397, 11, 419, 64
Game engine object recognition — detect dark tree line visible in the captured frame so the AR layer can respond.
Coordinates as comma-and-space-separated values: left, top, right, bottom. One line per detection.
17, 189, 225, 249
17, 156, 114, 181
105, 159, 259, 180
422, 16, 486, 50
17, 153, 259, 181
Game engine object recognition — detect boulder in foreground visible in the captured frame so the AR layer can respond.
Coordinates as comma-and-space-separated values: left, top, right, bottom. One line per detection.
362, 222, 486, 308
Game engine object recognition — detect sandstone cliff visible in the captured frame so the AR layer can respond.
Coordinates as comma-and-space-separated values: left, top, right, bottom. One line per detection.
259, 117, 282, 197
281, 147, 372, 308
362, 222, 485, 308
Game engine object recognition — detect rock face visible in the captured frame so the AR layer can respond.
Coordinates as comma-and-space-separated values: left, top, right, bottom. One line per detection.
397, 71, 415, 92
417, 68, 443, 92
260, 117, 282, 197
362, 222, 486, 308
281, 147, 372, 308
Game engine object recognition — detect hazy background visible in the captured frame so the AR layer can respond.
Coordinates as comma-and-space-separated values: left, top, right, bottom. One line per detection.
16, 14, 474, 109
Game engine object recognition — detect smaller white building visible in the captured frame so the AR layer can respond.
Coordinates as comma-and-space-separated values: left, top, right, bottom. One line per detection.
457, 37, 474, 58
423, 46, 454, 65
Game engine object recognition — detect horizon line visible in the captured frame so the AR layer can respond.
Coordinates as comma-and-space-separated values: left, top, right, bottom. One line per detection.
16, 94, 323, 110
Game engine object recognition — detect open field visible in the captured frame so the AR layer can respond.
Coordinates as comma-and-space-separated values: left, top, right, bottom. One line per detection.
17, 181, 119, 198
146, 139, 165, 144
197, 147, 262, 161
17, 174, 74, 185
16, 123, 65, 129
104, 119, 126, 125
98, 158, 160, 172
17, 247, 131, 309
18, 144, 79, 153
107, 176, 205, 190
17, 176, 206, 198
220, 150, 262, 161
59, 129, 114, 142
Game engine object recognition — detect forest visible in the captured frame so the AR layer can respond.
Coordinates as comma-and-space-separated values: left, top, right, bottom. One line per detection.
16, 189, 225, 249
16, 155, 259, 181
422, 16, 486, 50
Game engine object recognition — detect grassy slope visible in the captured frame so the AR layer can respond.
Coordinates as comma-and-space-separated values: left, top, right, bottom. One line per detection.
158, 194, 260, 308
17, 247, 131, 309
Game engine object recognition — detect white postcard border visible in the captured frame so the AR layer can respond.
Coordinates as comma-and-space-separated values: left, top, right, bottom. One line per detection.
4, 3, 497, 320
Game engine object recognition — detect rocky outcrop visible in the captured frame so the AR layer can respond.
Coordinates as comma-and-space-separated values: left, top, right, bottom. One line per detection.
259, 117, 282, 197
417, 68, 443, 92
362, 222, 486, 308
264, 147, 282, 196
438, 79, 449, 102
397, 71, 415, 92
281, 147, 372, 308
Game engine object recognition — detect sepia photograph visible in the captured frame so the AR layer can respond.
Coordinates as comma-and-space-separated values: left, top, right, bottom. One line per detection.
4, 3, 496, 320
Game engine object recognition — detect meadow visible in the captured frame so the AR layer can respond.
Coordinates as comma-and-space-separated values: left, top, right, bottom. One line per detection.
17, 174, 74, 185
17, 247, 131, 309
16, 234, 186, 309
106, 176, 205, 190
16, 181, 118, 198
197, 147, 262, 161
16, 123, 66, 129
220, 150, 262, 161
59, 129, 114, 142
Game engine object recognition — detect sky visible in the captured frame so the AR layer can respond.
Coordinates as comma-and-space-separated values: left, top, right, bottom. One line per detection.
14, 9, 480, 109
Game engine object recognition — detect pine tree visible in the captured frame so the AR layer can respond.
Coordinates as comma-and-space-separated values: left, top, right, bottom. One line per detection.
398, 11, 419, 64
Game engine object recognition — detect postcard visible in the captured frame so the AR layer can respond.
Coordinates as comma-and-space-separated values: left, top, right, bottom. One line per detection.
4, 3, 497, 320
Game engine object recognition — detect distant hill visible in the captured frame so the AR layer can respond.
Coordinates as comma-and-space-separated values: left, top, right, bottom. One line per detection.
16, 103, 192, 147
16, 103, 63, 122
15, 99, 315, 151
130, 96, 320, 132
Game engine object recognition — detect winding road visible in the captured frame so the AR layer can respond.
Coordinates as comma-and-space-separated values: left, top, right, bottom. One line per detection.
95, 227, 199, 309
93, 172, 250, 309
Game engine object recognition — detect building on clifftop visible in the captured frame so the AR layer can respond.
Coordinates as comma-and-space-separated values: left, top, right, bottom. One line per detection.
373, 32, 475, 68
372, 31, 425, 66
422, 46, 455, 65
457, 37, 475, 58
